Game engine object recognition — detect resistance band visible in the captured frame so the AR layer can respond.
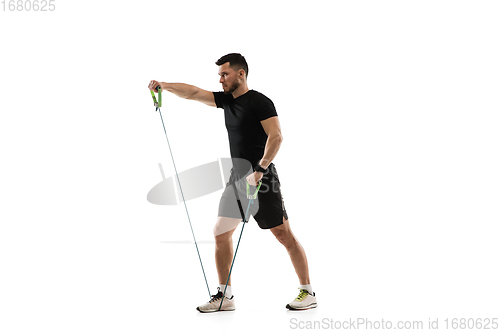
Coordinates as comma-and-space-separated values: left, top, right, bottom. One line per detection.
219, 179, 262, 310
151, 86, 211, 299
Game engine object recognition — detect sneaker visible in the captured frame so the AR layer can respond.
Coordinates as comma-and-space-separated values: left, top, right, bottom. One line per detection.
196, 287, 235, 313
286, 288, 317, 310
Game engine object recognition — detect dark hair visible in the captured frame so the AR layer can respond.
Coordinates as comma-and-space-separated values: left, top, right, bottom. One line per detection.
215, 53, 248, 77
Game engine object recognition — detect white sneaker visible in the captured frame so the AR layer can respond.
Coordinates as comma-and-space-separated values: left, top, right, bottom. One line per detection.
286, 288, 317, 310
196, 287, 235, 313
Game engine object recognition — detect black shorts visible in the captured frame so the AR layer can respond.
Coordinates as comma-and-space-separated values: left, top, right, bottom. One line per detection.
218, 163, 288, 229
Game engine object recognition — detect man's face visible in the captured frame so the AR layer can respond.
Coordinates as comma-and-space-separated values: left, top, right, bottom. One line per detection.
218, 62, 240, 95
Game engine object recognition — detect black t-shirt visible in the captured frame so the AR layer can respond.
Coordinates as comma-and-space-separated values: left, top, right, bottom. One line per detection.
213, 90, 278, 175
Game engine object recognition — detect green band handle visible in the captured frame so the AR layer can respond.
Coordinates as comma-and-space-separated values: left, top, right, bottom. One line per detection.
151, 86, 162, 109
246, 180, 262, 199
158, 87, 162, 107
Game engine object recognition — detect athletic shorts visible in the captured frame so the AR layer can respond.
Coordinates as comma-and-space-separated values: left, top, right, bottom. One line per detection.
218, 163, 288, 229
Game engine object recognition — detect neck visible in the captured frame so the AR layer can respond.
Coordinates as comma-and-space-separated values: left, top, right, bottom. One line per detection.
232, 82, 249, 99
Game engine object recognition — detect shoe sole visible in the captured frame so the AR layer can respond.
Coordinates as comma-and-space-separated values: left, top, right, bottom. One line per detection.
286, 303, 317, 311
196, 306, 235, 313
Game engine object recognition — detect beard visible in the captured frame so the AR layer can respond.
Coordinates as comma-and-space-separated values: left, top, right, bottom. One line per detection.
223, 80, 240, 95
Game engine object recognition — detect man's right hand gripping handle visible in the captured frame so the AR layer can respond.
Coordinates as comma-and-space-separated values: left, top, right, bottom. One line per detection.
148, 81, 216, 107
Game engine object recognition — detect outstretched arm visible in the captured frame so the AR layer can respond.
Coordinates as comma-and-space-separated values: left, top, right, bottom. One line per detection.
148, 80, 216, 107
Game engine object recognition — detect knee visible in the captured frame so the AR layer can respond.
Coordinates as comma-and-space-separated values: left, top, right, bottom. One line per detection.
214, 231, 231, 246
213, 223, 234, 246
273, 229, 296, 249
213, 217, 239, 240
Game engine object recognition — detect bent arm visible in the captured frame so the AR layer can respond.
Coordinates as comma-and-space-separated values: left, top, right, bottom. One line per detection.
161, 82, 216, 107
259, 116, 283, 169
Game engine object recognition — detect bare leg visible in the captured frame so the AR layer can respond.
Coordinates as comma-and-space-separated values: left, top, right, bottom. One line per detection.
214, 217, 241, 285
270, 217, 310, 285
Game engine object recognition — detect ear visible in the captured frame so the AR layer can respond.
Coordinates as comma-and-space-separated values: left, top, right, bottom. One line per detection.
239, 69, 245, 79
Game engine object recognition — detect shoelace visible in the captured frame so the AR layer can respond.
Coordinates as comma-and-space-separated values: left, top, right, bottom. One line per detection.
209, 292, 224, 303
295, 289, 310, 301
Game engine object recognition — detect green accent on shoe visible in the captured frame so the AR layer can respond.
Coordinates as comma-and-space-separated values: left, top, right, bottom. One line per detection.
295, 288, 310, 301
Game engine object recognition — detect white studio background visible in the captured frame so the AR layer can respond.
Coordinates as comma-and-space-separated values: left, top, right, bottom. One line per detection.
1, 1, 499, 332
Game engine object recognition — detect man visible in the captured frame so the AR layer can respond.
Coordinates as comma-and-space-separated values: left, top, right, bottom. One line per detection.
148, 53, 316, 312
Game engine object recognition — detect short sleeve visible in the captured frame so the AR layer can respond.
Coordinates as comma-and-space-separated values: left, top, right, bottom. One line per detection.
213, 92, 226, 109
254, 95, 278, 121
